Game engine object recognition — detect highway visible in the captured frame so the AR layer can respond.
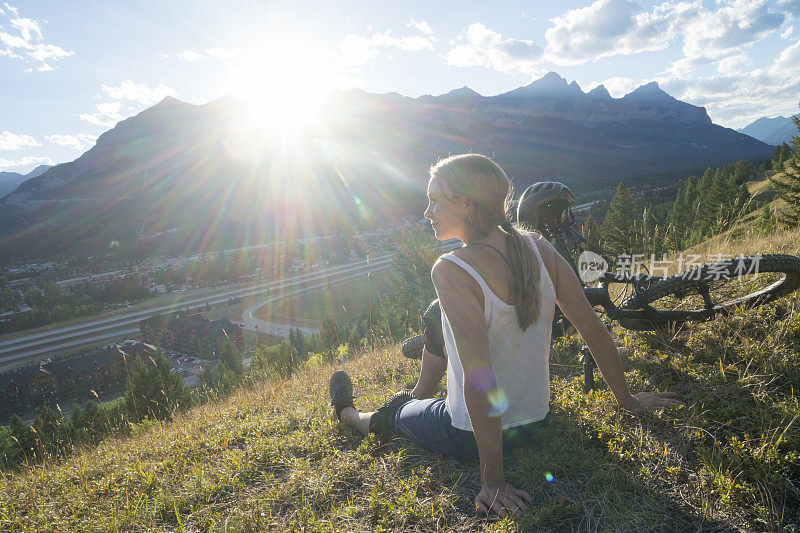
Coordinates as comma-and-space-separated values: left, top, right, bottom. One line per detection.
0, 240, 459, 370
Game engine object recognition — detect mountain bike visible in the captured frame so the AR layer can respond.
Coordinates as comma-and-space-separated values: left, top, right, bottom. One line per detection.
401, 182, 800, 390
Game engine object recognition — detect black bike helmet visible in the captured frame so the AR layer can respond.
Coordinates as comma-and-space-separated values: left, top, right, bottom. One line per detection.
516, 181, 575, 230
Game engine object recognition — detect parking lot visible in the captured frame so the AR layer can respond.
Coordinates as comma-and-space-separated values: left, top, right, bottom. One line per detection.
166, 351, 207, 388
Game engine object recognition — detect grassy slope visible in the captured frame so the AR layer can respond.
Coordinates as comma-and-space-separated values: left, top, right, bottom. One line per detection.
692, 174, 793, 256
266, 271, 389, 326
2, 234, 799, 531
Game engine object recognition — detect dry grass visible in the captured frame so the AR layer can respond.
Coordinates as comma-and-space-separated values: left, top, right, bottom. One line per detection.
1, 229, 799, 531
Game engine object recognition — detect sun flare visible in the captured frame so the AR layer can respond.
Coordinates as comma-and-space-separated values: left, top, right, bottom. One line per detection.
231, 38, 330, 138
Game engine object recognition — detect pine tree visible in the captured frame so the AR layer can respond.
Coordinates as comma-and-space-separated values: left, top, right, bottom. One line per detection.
385, 227, 440, 336
769, 110, 800, 226
581, 214, 601, 250
772, 142, 793, 173
293, 327, 307, 362
321, 316, 339, 359
695, 168, 716, 230
254, 341, 295, 378
125, 349, 192, 423
667, 179, 691, 250
218, 343, 244, 380
31, 405, 65, 458
600, 183, 639, 255
732, 160, 754, 185
758, 205, 774, 235
81, 400, 111, 444
9, 414, 34, 463
637, 206, 665, 258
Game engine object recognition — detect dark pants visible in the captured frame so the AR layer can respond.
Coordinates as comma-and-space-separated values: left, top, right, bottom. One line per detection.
392, 398, 548, 461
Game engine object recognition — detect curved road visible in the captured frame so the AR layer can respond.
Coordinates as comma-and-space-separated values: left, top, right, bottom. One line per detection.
0, 254, 394, 370
0, 241, 459, 370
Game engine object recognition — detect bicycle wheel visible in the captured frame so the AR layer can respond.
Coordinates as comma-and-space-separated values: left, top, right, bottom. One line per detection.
620, 254, 800, 317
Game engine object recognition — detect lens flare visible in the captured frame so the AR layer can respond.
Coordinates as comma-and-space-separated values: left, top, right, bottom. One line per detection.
487, 387, 509, 416
469, 366, 496, 393
545, 472, 554, 483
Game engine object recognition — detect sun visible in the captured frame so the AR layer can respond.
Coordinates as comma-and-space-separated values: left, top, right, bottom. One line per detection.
230, 38, 331, 138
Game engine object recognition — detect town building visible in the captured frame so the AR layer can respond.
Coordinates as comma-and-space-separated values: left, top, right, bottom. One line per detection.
0, 341, 156, 415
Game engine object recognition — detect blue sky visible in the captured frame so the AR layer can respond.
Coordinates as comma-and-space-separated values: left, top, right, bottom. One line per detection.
2, 0, 798, 173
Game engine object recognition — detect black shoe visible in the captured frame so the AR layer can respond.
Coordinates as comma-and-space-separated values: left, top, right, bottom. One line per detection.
368, 390, 417, 435
329, 370, 354, 420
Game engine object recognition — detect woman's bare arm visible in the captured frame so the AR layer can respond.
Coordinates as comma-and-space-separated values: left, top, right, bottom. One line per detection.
431, 258, 534, 516
431, 258, 504, 480
532, 234, 682, 412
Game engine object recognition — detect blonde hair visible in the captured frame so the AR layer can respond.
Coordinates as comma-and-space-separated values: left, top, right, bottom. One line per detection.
430, 153, 541, 330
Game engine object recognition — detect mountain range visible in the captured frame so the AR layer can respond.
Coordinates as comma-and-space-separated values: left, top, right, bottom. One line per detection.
737, 116, 797, 146
0, 165, 51, 199
0, 72, 774, 264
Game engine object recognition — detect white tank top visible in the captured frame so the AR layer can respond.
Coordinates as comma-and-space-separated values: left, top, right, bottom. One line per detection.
440, 233, 556, 431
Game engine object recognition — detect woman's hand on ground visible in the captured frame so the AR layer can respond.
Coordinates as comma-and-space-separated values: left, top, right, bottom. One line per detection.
475, 480, 533, 518
622, 391, 683, 413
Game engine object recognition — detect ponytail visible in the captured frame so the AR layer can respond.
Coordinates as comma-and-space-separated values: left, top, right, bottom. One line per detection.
501, 221, 541, 330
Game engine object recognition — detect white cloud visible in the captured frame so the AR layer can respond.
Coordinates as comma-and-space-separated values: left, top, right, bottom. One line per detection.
0, 4, 74, 71
337, 30, 435, 67
656, 40, 800, 128
396, 35, 435, 51
781, 25, 794, 39
778, 0, 800, 17
30, 43, 72, 62
769, 39, 800, 79
445, 23, 542, 74
176, 49, 204, 62
0, 156, 53, 171
407, 19, 433, 35
79, 81, 179, 127
0, 130, 39, 151
679, 0, 785, 67
543, 0, 782, 72
578, 39, 799, 128
9, 14, 41, 42
589, 76, 639, 97
717, 54, 751, 75
78, 101, 125, 127
0, 30, 30, 49
45, 134, 97, 151
544, 0, 701, 65
100, 80, 178, 105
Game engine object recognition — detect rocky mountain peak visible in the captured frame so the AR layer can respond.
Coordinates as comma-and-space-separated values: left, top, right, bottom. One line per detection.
503, 71, 582, 98
624, 81, 671, 101
445, 86, 481, 98
587, 84, 611, 98
25, 165, 52, 178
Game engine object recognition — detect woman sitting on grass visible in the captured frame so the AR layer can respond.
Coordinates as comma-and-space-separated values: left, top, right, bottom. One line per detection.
329, 153, 680, 517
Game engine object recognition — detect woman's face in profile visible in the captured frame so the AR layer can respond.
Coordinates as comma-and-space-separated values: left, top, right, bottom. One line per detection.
424, 177, 466, 241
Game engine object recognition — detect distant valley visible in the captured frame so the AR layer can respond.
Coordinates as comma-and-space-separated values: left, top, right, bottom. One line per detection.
0, 72, 774, 264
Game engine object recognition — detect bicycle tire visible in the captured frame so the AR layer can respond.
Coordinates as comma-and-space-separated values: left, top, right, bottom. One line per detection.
620, 254, 800, 318
401, 334, 424, 359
